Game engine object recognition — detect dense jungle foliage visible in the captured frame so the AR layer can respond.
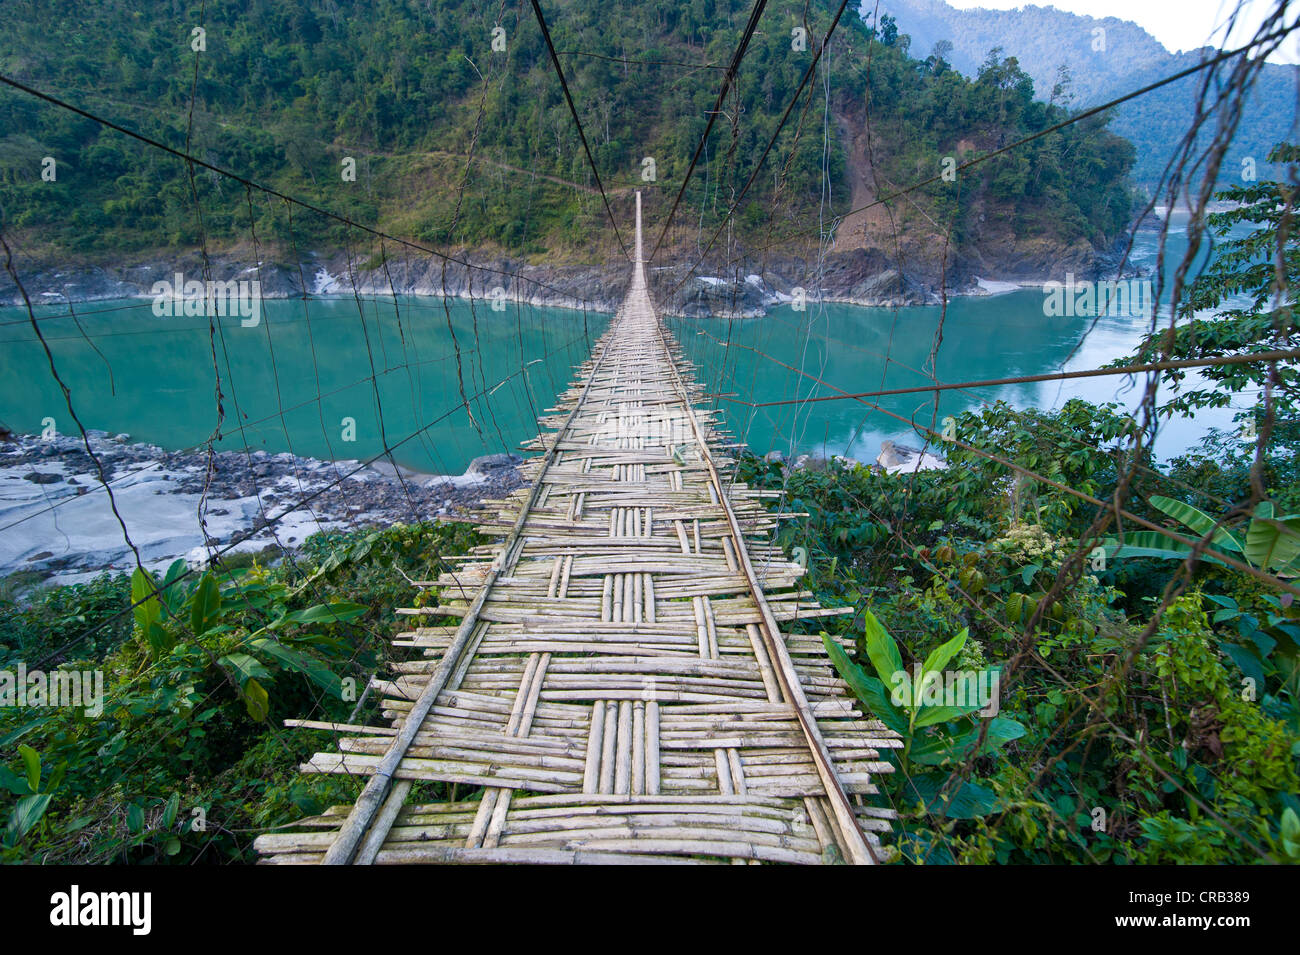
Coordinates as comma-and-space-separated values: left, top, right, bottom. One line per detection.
4, 395, 1295, 863
742, 401, 1299, 863
5, 257, 1298, 867
742, 166, 1300, 863
0, 0, 1133, 262
0, 522, 478, 862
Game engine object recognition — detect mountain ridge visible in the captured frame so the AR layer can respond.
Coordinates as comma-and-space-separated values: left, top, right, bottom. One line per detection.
871, 0, 1296, 186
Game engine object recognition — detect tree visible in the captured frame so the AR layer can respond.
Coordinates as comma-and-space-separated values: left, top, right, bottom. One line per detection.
1048, 64, 1074, 109
880, 13, 899, 47
976, 48, 1035, 127
1127, 143, 1299, 422
927, 39, 954, 76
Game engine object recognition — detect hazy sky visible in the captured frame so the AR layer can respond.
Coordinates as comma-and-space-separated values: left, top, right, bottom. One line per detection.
899, 1, 1299, 63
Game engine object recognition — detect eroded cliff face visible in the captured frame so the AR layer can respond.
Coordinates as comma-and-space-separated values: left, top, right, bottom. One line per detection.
842, 110, 1132, 277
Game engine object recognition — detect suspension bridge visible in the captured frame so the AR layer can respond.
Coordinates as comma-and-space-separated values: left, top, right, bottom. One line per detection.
0, 0, 1294, 877
252, 194, 900, 865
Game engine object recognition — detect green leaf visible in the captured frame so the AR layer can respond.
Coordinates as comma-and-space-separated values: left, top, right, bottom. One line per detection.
904, 773, 1000, 819
131, 568, 177, 656
920, 628, 968, 680
126, 803, 144, 834
0, 764, 33, 797
148, 622, 174, 657
162, 792, 180, 829
159, 558, 189, 616
1149, 495, 1244, 552
242, 679, 270, 722
249, 637, 343, 696
1280, 806, 1298, 841
5, 793, 52, 845
0, 719, 43, 748
909, 732, 961, 767
910, 715, 1026, 766
861, 609, 905, 685
130, 567, 162, 637
17, 744, 40, 793
164, 837, 182, 857
1102, 533, 1232, 567
279, 602, 369, 627
1220, 642, 1266, 688
1244, 505, 1300, 574
190, 573, 221, 636
822, 634, 908, 735
913, 701, 987, 727
218, 653, 271, 685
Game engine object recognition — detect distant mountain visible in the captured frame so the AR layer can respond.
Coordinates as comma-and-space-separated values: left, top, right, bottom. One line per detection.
871, 0, 1297, 187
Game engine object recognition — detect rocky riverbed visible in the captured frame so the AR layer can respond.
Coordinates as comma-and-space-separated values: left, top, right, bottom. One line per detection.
0, 427, 949, 585
0, 430, 525, 584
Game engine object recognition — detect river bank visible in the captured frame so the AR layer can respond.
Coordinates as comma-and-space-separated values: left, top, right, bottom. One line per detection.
0, 430, 526, 584
1, 236, 1143, 318
0, 429, 945, 586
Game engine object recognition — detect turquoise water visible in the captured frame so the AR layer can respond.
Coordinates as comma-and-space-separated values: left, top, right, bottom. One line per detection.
0, 223, 1238, 471
669, 217, 1239, 463
669, 286, 1235, 464
0, 296, 606, 473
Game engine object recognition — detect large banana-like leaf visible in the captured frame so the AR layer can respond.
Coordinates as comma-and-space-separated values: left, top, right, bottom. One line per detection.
1244, 503, 1300, 576
1149, 495, 1244, 552
1099, 534, 1231, 567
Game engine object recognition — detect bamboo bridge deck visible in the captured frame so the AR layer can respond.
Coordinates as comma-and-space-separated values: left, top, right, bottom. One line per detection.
255, 195, 900, 865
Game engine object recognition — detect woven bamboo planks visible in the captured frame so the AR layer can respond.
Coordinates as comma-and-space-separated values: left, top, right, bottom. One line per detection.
256, 193, 898, 865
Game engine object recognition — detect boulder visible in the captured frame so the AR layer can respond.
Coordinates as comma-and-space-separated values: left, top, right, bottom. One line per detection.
466, 453, 522, 475
877, 440, 947, 475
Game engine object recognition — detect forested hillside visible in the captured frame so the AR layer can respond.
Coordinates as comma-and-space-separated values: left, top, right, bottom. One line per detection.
877, 0, 1294, 187
0, 0, 1133, 269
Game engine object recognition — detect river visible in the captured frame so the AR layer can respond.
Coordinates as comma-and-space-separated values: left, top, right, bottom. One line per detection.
0, 215, 1239, 473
